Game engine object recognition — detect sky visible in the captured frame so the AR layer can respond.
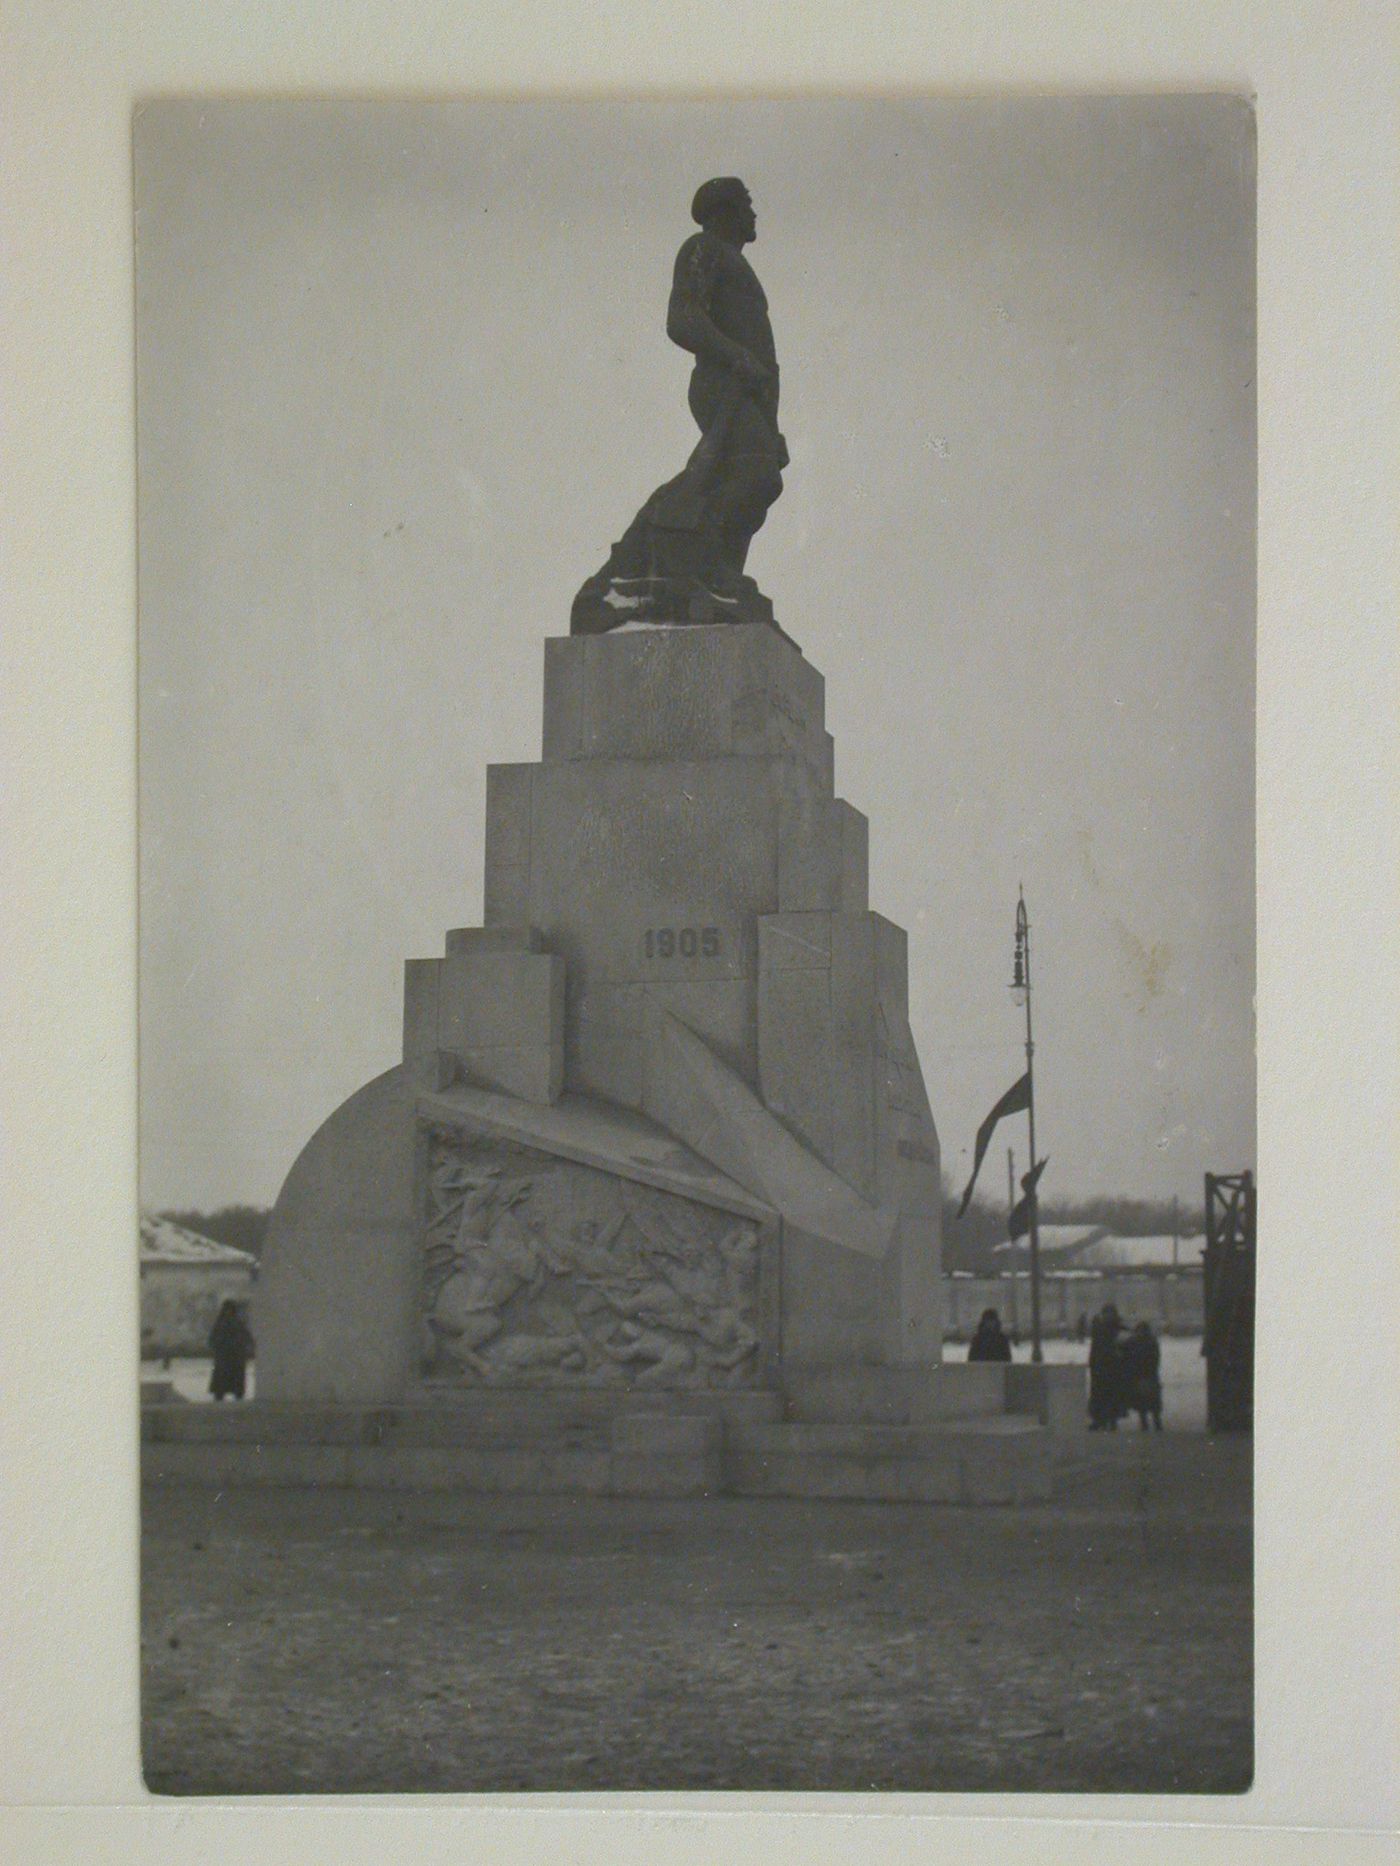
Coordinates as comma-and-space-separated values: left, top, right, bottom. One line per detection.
135, 95, 1255, 1216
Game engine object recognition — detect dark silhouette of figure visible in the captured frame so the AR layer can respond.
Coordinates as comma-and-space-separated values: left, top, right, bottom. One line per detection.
665, 177, 786, 578
1088, 1303, 1126, 1429
1122, 1320, 1164, 1432
572, 178, 788, 634
208, 1298, 254, 1401
967, 1307, 1014, 1363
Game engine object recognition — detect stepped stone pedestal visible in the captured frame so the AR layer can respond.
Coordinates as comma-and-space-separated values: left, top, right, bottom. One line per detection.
226, 622, 1070, 1498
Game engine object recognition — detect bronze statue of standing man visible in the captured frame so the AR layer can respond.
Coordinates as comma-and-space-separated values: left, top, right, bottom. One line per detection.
571, 178, 789, 635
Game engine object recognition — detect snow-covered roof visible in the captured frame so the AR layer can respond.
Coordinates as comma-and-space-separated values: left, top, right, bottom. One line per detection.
139, 1214, 257, 1268
993, 1223, 1108, 1257
993, 1228, 1201, 1270
1067, 1233, 1203, 1271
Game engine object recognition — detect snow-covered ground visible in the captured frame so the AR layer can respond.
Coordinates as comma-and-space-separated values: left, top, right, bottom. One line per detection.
1010, 1334, 1207, 1431
142, 1357, 256, 1404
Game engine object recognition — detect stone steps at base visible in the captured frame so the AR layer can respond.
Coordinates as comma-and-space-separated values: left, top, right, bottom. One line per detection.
722, 1417, 1051, 1504
141, 1408, 1052, 1504
144, 1441, 620, 1494
724, 1447, 1049, 1505
144, 1413, 612, 1450
142, 1389, 782, 1448
728, 1417, 1044, 1456
410, 1387, 784, 1427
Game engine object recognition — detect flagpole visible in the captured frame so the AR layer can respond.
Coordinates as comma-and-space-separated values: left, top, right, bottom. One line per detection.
1016, 889, 1044, 1364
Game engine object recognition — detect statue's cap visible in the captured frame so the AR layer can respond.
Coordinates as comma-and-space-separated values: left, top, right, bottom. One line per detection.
691, 176, 749, 225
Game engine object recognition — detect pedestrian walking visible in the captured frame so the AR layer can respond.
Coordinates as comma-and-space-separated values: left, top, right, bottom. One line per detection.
967, 1307, 1014, 1363
1087, 1303, 1126, 1429
209, 1299, 255, 1401
1121, 1319, 1164, 1432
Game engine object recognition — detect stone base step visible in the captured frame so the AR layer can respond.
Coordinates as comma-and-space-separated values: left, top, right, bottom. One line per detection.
142, 1407, 725, 1499
141, 1400, 1051, 1503
144, 1440, 618, 1494
411, 1385, 785, 1427
141, 1388, 782, 1449
730, 1416, 1042, 1455
723, 1417, 1050, 1505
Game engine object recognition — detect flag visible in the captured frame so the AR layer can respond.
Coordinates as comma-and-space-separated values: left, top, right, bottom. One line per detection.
1008, 1156, 1048, 1241
957, 1072, 1031, 1217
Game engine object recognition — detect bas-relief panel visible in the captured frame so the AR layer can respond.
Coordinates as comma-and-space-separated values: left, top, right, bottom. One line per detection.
418, 1123, 767, 1389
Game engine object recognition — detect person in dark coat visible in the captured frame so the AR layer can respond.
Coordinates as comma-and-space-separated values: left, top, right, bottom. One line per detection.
208, 1299, 255, 1401
1121, 1320, 1164, 1432
967, 1308, 1013, 1363
1087, 1303, 1126, 1429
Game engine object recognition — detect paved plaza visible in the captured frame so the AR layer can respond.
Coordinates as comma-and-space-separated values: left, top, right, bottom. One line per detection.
142, 1429, 1250, 1795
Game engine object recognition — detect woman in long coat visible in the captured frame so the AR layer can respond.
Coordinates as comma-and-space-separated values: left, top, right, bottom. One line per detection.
208, 1299, 255, 1401
1087, 1304, 1126, 1429
967, 1308, 1013, 1363
1121, 1320, 1164, 1431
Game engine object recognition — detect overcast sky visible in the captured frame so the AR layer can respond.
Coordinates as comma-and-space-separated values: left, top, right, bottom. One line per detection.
136, 94, 1254, 1216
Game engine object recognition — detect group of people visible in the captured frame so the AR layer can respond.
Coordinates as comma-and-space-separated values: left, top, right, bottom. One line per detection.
1088, 1304, 1163, 1431
964, 1303, 1166, 1433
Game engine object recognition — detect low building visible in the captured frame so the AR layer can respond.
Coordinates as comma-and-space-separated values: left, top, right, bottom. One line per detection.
139, 1215, 257, 1359
947, 1230, 1205, 1340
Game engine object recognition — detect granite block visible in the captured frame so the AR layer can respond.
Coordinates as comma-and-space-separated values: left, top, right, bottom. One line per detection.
879, 1210, 943, 1365
541, 635, 588, 760
1006, 1362, 1087, 1440
756, 966, 834, 1160
781, 1366, 940, 1425
483, 763, 533, 924
933, 1363, 1009, 1418
143, 1443, 352, 1487
437, 949, 563, 1052
151, 1403, 371, 1445
524, 756, 775, 985
959, 1437, 1052, 1504
889, 1456, 963, 1503
256, 1066, 419, 1403
776, 773, 840, 912
777, 1229, 884, 1366
610, 1451, 719, 1496
828, 916, 879, 1198
445, 925, 545, 954
610, 1412, 723, 1455
570, 1024, 645, 1108
456, 1041, 562, 1105
538, 1450, 614, 1493
870, 913, 910, 1020
758, 911, 833, 972
816, 730, 836, 795
402, 959, 441, 1065
541, 626, 826, 770
640, 998, 898, 1263
832, 801, 869, 913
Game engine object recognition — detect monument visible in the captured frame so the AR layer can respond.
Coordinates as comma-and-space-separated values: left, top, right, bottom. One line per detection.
570, 178, 786, 634
204, 181, 1079, 1501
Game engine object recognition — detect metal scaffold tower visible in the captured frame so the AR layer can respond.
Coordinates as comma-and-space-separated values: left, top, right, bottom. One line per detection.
1202, 1170, 1255, 1433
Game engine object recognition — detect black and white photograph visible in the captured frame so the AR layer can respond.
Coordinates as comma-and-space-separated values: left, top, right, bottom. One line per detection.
129, 94, 1261, 1797
8, 0, 1400, 1855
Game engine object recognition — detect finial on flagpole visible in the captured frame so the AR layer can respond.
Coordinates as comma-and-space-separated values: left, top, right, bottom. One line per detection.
1012, 889, 1029, 1003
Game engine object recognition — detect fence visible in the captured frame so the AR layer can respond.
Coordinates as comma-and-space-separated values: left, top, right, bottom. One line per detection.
945, 1271, 1203, 1340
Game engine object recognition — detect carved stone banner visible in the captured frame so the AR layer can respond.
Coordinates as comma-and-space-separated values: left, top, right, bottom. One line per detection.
417, 1121, 771, 1390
